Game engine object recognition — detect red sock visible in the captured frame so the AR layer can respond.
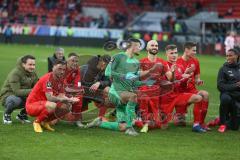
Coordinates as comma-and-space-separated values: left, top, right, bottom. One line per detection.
36, 109, 49, 123
94, 102, 108, 117
149, 98, 161, 125
193, 102, 202, 124
138, 99, 149, 123
200, 100, 208, 124
69, 102, 83, 121
175, 104, 187, 115
135, 120, 143, 128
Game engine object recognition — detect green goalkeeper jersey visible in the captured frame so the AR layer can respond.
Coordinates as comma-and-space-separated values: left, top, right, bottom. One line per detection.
105, 52, 140, 93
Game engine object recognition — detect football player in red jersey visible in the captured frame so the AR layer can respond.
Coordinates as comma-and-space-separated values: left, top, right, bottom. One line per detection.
164, 44, 206, 133
137, 40, 173, 132
62, 53, 84, 127
176, 42, 210, 131
26, 60, 79, 133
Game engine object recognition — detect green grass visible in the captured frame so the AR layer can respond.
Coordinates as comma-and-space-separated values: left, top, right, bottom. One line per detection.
0, 44, 239, 160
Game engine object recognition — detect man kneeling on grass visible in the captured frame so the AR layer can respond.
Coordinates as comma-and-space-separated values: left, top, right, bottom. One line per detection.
86, 38, 158, 136
26, 60, 79, 133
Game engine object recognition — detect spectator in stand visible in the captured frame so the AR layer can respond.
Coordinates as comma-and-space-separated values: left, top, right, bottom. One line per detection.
76, 0, 82, 12
34, 0, 41, 8
22, 24, 30, 35
98, 15, 104, 28
4, 24, 13, 44
174, 21, 182, 33
224, 31, 235, 53
66, 26, 74, 37
225, 6, 234, 16
54, 25, 62, 45
68, 0, 76, 12
143, 32, 151, 42
195, 1, 202, 11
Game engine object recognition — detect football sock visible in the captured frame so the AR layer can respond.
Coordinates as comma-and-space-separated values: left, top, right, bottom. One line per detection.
36, 109, 49, 123
100, 121, 120, 131
193, 102, 202, 124
200, 100, 208, 124
126, 101, 137, 128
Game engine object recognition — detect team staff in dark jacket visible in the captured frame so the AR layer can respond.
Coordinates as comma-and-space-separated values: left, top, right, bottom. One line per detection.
217, 48, 240, 132
82, 55, 111, 90
81, 55, 112, 118
0, 55, 38, 124
47, 47, 65, 72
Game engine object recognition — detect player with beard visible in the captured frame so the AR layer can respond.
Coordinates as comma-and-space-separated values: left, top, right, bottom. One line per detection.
137, 40, 173, 132
176, 42, 210, 131
26, 60, 79, 133
86, 38, 158, 136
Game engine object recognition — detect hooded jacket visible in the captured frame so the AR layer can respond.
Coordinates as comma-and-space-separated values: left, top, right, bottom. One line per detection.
217, 62, 240, 100
0, 58, 38, 105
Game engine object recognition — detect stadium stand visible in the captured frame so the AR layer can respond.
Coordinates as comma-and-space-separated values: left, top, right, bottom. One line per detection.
1, 0, 240, 29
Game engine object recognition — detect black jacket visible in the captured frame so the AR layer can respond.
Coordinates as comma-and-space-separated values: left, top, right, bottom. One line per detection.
217, 62, 240, 100
47, 54, 65, 72
81, 56, 111, 89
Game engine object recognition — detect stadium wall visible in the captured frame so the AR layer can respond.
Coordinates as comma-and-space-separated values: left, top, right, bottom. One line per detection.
0, 34, 107, 47
0, 34, 217, 54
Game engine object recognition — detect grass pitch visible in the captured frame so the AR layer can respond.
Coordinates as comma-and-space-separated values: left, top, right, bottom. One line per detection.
0, 44, 239, 160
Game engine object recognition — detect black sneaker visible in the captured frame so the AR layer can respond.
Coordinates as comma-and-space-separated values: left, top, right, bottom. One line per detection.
16, 114, 31, 123
3, 113, 12, 124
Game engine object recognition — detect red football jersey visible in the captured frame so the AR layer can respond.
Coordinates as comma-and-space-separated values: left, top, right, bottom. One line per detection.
167, 62, 183, 81
176, 57, 200, 91
167, 61, 189, 93
140, 57, 169, 82
64, 68, 81, 87
26, 73, 65, 104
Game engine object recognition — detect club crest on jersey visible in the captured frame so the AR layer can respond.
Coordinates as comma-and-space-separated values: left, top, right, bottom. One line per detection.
47, 81, 52, 89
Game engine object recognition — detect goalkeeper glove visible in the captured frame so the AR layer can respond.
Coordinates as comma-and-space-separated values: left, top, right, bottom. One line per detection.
125, 72, 139, 81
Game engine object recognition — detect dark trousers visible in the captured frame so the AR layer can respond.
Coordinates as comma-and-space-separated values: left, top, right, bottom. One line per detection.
4, 36, 12, 43
4, 95, 26, 115
219, 93, 239, 130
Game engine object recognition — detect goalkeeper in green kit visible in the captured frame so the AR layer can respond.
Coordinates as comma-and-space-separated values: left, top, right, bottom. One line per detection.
86, 38, 161, 136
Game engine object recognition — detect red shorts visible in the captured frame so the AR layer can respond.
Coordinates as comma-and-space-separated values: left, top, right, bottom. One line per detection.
160, 93, 193, 114
26, 101, 48, 117
138, 85, 160, 100
186, 89, 198, 94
